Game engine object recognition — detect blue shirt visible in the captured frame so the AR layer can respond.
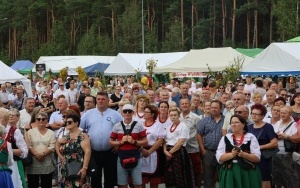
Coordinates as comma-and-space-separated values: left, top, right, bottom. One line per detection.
172, 94, 192, 107
197, 115, 225, 150
80, 108, 123, 151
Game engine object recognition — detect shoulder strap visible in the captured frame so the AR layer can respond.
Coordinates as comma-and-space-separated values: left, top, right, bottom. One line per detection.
256, 129, 264, 140
283, 121, 295, 133
121, 121, 137, 135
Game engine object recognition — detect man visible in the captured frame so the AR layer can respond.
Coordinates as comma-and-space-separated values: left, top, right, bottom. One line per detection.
234, 105, 253, 124
68, 81, 79, 105
265, 89, 276, 112
146, 89, 156, 105
201, 88, 211, 102
17, 97, 35, 131
197, 100, 224, 188
77, 87, 95, 112
12, 89, 25, 110
80, 91, 123, 188
48, 97, 68, 133
159, 90, 170, 102
279, 88, 290, 105
91, 81, 100, 97
81, 95, 96, 116
172, 84, 191, 107
109, 104, 147, 188
0, 84, 9, 108
5, 82, 12, 93
53, 82, 69, 107
180, 99, 202, 187
123, 93, 133, 105
195, 82, 203, 92
244, 75, 256, 94
233, 82, 245, 94
126, 77, 133, 88
65, 77, 71, 89
191, 93, 202, 116
220, 93, 230, 115
222, 92, 245, 135
8, 85, 18, 107
243, 89, 254, 108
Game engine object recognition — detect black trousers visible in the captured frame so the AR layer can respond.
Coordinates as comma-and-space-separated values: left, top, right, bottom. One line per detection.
91, 149, 118, 188
27, 173, 52, 188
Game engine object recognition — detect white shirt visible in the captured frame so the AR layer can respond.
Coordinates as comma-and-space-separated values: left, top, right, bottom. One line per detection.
244, 83, 256, 94
17, 109, 31, 129
49, 111, 63, 135
53, 89, 69, 103
273, 120, 297, 154
68, 88, 78, 105
8, 93, 18, 102
165, 121, 189, 146
5, 125, 29, 159
143, 121, 166, 146
216, 133, 261, 164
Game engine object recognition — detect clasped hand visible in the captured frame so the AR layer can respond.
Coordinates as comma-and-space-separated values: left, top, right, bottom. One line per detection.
121, 135, 134, 144
231, 148, 245, 158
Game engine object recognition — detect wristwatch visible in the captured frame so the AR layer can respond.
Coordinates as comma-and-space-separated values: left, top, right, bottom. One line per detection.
134, 140, 137, 145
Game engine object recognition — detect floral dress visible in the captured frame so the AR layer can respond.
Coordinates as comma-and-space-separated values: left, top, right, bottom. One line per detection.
60, 132, 90, 188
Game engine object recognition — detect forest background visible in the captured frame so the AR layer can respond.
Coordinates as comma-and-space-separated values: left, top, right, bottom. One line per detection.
0, 0, 299, 65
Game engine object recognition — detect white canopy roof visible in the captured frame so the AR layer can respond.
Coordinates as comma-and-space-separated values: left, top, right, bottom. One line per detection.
33, 56, 115, 75
104, 52, 188, 75
0, 60, 32, 97
154, 47, 253, 73
241, 43, 300, 76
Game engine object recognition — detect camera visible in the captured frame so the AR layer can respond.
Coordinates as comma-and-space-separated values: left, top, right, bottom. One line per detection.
234, 145, 241, 152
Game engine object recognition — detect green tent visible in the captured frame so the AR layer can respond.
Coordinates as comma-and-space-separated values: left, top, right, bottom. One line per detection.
287, 36, 300, 42
235, 48, 264, 58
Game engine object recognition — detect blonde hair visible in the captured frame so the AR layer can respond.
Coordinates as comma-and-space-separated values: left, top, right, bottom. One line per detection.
169, 107, 181, 115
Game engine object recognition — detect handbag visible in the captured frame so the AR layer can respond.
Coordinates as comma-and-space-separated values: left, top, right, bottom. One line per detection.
292, 152, 300, 165
261, 148, 280, 159
237, 157, 256, 170
87, 153, 98, 178
66, 162, 82, 179
22, 153, 33, 166
283, 122, 296, 152
121, 157, 138, 169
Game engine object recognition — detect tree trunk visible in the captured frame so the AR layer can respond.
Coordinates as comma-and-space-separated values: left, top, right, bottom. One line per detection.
253, 0, 258, 48
222, 0, 226, 46
192, 4, 194, 48
112, 8, 115, 44
232, 0, 236, 46
213, 0, 216, 47
181, 0, 184, 50
247, 0, 250, 48
269, 3, 273, 43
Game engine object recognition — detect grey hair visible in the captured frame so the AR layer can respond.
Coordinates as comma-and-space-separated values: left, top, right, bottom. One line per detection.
172, 87, 180, 95
35, 112, 48, 120
9, 108, 20, 117
0, 124, 6, 136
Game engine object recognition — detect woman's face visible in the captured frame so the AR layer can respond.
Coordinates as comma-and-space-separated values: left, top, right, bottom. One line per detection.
204, 102, 211, 114
271, 106, 281, 118
251, 109, 264, 123
41, 95, 48, 101
144, 108, 153, 121
138, 99, 147, 108
169, 111, 180, 123
159, 103, 169, 114
115, 87, 121, 94
293, 95, 300, 104
230, 117, 245, 133
65, 118, 77, 131
36, 115, 48, 127
8, 112, 20, 124
253, 95, 262, 104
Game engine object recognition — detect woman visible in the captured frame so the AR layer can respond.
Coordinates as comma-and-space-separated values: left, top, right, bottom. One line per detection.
252, 92, 263, 105
218, 85, 226, 95
133, 95, 149, 123
225, 81, 233, 94
24, 107, 43, 131
38, 93, 55, 117
141, 105, 166, 187
58, 113, 91, 188
272, 106, 299, 188
157, 101, 172, 129
109, 86, 123, 111
163, 107, 196, 187
26, 112, 55, 188
5, 109, 28, 188
209, 81, 221, 100
200, 101, 212, 119
263, 105, 281, 126
223, 100, 234, 116
290, 92, 300, 121
0, 124, 14, 188
248, 104, 278, 188
216, 114, 262, 188
45, 84, 54, 102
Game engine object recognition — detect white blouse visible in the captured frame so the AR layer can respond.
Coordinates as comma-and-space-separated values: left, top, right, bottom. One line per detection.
165, 122, 189, 146
216, 133, 261, 164
273, 120, 297, 154
143, 121, 166, 146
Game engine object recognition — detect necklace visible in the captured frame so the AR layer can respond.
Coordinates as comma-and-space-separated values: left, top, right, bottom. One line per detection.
232, 134, 245, 146
159, 115, 168, 123
144, 120, 155, 127
70, 130, 81, 140
170, 121, 180, 133
136, 108, 144, 118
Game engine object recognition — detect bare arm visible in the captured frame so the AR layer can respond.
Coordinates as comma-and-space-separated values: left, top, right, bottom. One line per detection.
260, 137, 278, 150
169, 138, 186, 154
78, 133, 91, 179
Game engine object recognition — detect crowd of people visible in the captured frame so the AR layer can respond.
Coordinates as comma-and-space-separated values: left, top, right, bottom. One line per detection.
0, 75, 300, 188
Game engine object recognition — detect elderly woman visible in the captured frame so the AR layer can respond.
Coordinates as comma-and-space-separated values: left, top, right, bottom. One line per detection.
4, 108, 28, 188
58, 113, 91, 188
263, 105, 281, 126
141, 105, 166, 187
24, 106, 43, 131
248, 104, 278, 188
200, 101, 212, 119
163, 107, 196, 187
272, 106, 299, 187
216, 114, 261, 188
0, 124, 14, 187
252, 92, 263, 105
133, 95, 149, 123
26, 112, 56, 188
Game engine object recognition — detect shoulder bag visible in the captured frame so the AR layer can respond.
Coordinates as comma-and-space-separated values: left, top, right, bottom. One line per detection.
256, 127, 280, 159
283, 122, 297, 152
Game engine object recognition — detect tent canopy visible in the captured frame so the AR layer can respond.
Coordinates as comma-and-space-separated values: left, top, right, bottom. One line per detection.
104, 52, 188, 75
241, 43, 300, 76
235, 48, 264, 58
287, 36, 300, 42
154, 47, 253, 73
84, 63, 110, 76
0, 60, 32, 97
33, 56, 115, 75
10, 60, 34, 74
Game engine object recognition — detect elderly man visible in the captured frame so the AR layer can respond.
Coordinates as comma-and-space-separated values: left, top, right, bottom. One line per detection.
80, 91, 123, 188
265, 89, 277, 112
0, 84, 10, 108
180, 99, 202, 187
53, 82, 69, 107
12, 89, 25, 110
17, 97, 35, 132
8, 85, 18, 107
172, 84, 191, 107
48, 97, 68, 133
146, 89, 156, 105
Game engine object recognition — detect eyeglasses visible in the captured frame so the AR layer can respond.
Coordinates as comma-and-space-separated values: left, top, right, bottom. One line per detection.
66, 121, 74, 125
238, 84, 244, 86
36, 118, 46, 121
123, 110, 133, 114
235, 111, 246, 115
251, 113, 262, 116
42, 96, 48, 98
144, 111, 151, 114
228, 83, 232, 84
244, 93, 251, 96
9, 114, 18, 117
17, 93, 22, 94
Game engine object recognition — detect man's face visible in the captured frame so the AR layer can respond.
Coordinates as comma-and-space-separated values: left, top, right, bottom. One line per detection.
279, 90, 288, 99
84, 97, 95, 110
270, 83, 278, 91
246, 77, 252, 84
266, 91, 276, 104
201, 89, 210, 100
180, 99, 190, 113
147, 91, 155, 102
123, 94, 132, 102
70, 83, 75, 89
232, 94, 245, 107
180, 85, 188, 95
85, 88, 91, 95
122, 109, 134, 120
160, 91, 169, 102
58, 99, 68, 111
192, 96, 200, 106
220, 94, 229, 104
234, 106, 249, 119
25, 99, 35, 112
210, 102, 221, 116
96, 95, 109, 109
127, 78, 132, 85
243, 91, 251, 102
1, 85, 6, 91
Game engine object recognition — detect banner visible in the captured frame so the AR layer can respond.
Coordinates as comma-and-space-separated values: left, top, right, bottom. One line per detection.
173, 72, 207, 78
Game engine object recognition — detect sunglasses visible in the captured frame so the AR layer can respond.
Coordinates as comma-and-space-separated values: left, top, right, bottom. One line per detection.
238, 84, 244, 86
42, 96, 48, 98
36, 118, 46, 121
244, 93, 251, 96
219, 87, 224, 89
66, 121, 74, 125
123, 110, 133, 114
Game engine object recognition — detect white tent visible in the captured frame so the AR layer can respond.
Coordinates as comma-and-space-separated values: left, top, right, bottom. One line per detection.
154, 47, 253, 73
33, 56, 116, 75
104, 52, 188, 75
0, 60, 32, 97
241, 43, 300, 76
